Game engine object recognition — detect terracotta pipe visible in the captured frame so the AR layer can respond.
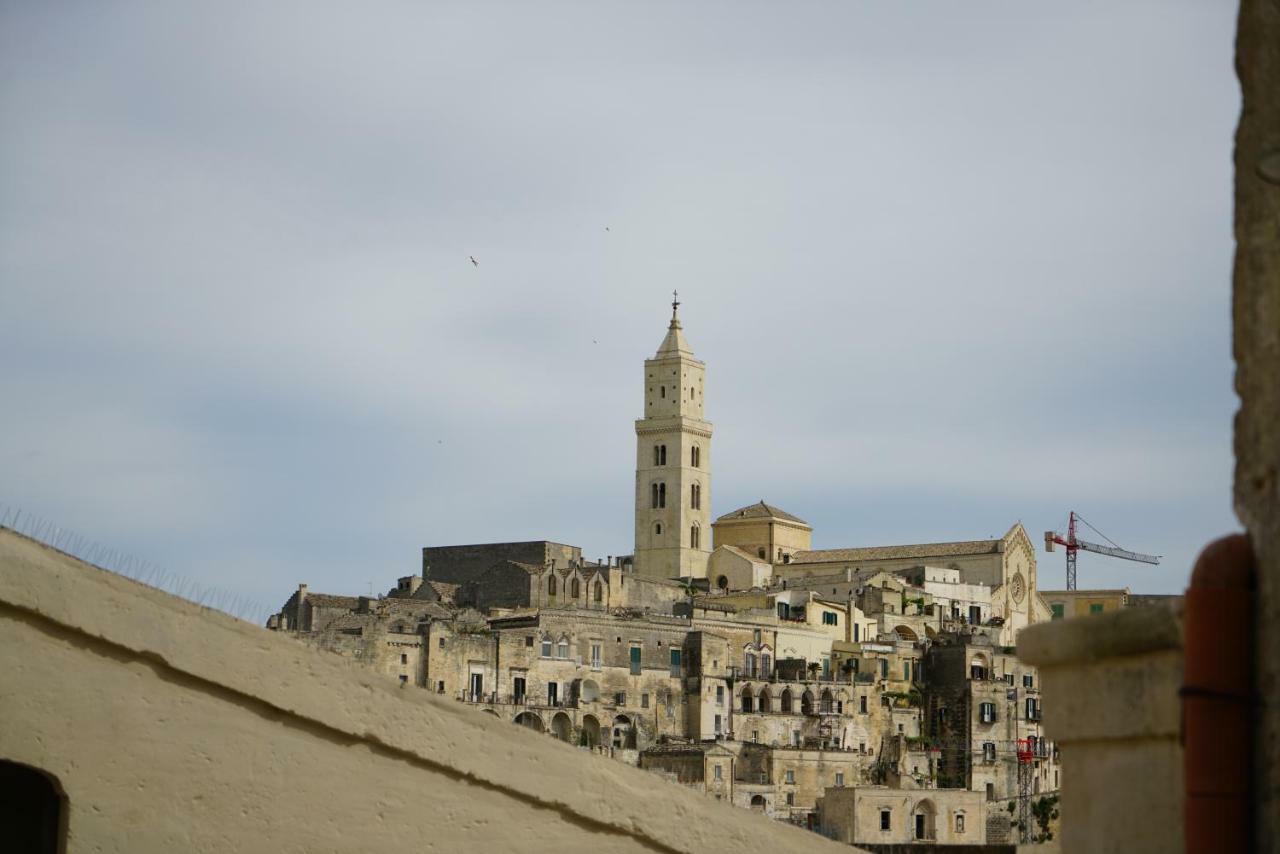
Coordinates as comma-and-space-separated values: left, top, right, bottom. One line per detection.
1182, 534, 1255, 854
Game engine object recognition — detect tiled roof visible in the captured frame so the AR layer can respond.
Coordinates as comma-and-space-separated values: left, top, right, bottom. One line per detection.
425, 580, 459, 601
305, 594, 361, 609
715, 501, 810, 526
788, 539, 1001, 565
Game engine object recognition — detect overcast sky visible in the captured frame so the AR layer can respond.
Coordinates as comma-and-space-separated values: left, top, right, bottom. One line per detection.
1, 2, 1241, 612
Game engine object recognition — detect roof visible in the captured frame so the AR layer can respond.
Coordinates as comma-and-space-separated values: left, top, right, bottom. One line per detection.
305, 594, 361, 609
715, 501, 810, 526
788, 539, 1001, 565
653, 307, 695, 359
717, 544, 771, 565
425, 580, 459, 601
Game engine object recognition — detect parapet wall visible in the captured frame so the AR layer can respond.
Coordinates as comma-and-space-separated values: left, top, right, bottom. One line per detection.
0, 528, 851, 854
1018, 601, 1184, 854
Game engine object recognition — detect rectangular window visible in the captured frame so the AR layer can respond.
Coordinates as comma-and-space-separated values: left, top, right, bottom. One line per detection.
615, 692, 626, 706
980, 702, 996, 724
591, 643, 602, 669
752, 730, 759, 743
792, 731, 801, 747
716, 685, 724, 705
786, 792, 795, 806
541, 639, 552, 657
714, 714, 722, 734
983, 742, 996, 762
986, 783, 995, 801
1023, 673, 1034, 688
956, 814, 966, 833
525, 636, 534, 647
548, 683, 558, 706
630, 646, 642, 675
713, 764, 722, 781
880, 810, 891, 831
785, 769, 795, 784
669, 648, 682, 676
860, 695, 868, 714
969, 605, 982, 624
513, 677, 526, 703
822, 612, 838, 626
1051, 603, 1065, 619
641, 693, 650, 709
853, 624, 859, 642
904, 661, 911, 680
835, 772, 845, 787
1090, 603, 1105, 614
400, 653, 408, 664
438, 637, 445, 649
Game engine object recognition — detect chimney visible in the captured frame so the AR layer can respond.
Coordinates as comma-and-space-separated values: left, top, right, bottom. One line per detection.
297, 583, 308, 602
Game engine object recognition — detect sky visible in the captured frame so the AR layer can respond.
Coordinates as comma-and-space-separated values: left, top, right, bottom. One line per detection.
0, 1, 1242, 613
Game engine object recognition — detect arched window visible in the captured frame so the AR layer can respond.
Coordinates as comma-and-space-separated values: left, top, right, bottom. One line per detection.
571, 578, 580, 598
653, 445, 661, 466
548, 575, 557, 596
658, 483, 666, 508
691, 483, 701, 510
651, 483, 659, 509
781, 688, 794, 713
557, 639, 569, 659
660, 445, 667, 465
690, 524, 700, 549
761, 653, 772, 679
692, 446, 700, 467
716, 575, 729, 591
594, 580, 603, 602
745, 652, 757, 678
654, 522, 663, 537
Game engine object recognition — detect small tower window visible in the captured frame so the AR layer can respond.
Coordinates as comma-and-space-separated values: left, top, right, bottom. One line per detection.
691, 483, 701, 510
660, 445, 667, 465
651, 483, 659, 509
660, 386, 666, 398
548, 575, 557, 596
690, 524, 701, 549
658, 483, 666, 508
691, 446, 700, 467
654, 522, 663, 536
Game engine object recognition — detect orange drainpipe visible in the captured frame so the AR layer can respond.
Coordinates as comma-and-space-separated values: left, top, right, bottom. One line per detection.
1182, 534, 1255, 854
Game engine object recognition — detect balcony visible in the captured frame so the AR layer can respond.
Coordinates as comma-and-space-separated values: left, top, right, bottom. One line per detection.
459, 691, 578, 710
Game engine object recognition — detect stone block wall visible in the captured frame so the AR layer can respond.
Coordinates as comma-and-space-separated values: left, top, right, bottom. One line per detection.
1018, 600, 1184, 853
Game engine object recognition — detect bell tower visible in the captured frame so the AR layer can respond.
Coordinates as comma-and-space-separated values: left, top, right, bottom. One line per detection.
633, 293, 712, 579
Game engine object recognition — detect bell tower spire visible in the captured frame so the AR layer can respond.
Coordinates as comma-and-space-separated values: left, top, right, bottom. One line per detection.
633, 296, 712, 580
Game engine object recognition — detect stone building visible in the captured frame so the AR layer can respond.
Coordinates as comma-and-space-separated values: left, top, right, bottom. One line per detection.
818, 785, 987, 846
263, 300, 1062, 838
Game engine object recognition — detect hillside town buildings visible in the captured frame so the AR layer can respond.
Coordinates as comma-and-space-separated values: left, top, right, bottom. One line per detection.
268, 298, 1064, 845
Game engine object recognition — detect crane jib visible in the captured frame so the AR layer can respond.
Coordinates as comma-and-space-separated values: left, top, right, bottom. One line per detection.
1073, 538, 1161, 565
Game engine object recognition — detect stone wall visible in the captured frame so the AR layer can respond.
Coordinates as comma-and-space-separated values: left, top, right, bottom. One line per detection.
1017, 600, 1184, 853
422, 540, 581, 584
0, 527, 856, 854
1234, 0, 1280, 842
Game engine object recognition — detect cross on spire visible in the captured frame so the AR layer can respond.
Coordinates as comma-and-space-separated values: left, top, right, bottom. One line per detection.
671, 290, 680, 319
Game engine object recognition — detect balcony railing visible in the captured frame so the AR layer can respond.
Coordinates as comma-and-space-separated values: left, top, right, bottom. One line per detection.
458, 691, 578, 709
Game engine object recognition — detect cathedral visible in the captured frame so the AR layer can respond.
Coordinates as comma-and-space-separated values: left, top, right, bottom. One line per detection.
628, 296, 1047, 638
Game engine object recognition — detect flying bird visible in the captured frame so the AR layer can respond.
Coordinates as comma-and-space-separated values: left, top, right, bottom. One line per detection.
469, 256, 478, 267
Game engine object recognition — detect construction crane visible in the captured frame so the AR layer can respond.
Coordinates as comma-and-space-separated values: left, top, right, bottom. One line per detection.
1044, 511, 1160, 590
